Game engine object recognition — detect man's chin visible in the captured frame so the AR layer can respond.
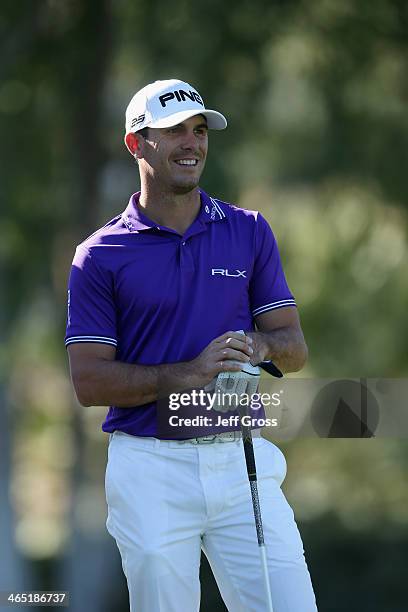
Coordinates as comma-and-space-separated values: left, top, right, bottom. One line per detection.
171, 178, 200, 195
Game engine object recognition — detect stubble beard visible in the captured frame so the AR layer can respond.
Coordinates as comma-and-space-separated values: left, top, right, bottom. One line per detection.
170, 177, 200, 195
141, 156, 205, 195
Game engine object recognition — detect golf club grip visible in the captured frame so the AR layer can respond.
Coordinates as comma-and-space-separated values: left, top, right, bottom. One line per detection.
241, 426, 266, 546
249, 480, 265, 546
242, 427, 257, 481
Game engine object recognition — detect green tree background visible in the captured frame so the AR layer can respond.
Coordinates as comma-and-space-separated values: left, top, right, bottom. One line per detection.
1, 1, 407, 610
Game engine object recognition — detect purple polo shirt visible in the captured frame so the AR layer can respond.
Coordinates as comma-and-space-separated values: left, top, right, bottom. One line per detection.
65, 189, 296, 437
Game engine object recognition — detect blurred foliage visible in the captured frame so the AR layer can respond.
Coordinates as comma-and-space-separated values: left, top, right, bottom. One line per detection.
1, 0, 407, 610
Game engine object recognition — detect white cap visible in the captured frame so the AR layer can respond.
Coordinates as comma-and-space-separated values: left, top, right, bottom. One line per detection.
125, 79, 227, 134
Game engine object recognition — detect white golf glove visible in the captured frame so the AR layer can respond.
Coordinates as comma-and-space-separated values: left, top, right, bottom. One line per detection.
213, 361, 260, 413
205, 331, 260, 413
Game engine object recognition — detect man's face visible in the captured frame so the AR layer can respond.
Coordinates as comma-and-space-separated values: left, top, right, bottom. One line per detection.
138, 115, 208, 194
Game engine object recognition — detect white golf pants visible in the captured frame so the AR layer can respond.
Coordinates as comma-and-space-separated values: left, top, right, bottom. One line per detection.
105, 431, 318, 612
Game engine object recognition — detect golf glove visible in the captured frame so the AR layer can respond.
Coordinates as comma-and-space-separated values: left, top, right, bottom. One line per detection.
205, 330, 260, 413
211, 361, 261, 413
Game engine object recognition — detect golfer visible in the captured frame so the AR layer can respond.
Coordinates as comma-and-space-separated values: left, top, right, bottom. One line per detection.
65, 79, 317, 611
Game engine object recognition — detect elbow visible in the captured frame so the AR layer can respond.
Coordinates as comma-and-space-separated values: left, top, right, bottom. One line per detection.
299, 341, 309, 371
292, 341, 308, 373
77, 394, 93, 408
67, 351, 114, 407
75, 389, 94, 408
71, 377, 95, 407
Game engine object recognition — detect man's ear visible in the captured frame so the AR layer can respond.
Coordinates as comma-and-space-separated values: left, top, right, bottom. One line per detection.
125, 132, 143, 158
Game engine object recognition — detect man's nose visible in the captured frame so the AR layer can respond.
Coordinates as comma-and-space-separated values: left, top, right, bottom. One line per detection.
180, 130, 200, 149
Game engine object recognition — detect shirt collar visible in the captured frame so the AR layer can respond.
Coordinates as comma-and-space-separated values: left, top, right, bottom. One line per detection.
121, 190, 228, 233
121, 193, 156, 232
198, 189, 228, 224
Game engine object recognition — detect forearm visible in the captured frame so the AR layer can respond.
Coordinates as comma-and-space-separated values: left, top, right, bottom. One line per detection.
250, 327, 308, 373
71, 358, 202, 408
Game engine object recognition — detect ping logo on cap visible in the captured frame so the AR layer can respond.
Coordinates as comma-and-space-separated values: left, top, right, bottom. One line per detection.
125, 79, 227, 136
159, 89, 204, 108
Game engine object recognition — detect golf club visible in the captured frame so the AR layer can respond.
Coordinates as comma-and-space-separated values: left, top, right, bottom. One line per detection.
239, 359, 283, 612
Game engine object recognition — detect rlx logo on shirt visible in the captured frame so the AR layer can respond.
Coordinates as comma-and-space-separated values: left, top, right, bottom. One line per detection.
211, 269, 247, 278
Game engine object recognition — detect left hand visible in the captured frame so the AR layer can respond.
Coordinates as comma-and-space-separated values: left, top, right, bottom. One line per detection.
210, 362, 261, 413
204, 331, 262, 414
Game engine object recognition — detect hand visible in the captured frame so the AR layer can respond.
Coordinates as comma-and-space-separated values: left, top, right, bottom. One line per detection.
204, 331, 260, 414
245, 331, 270, 365
211, 362, 260, 413
191, 331, 254, 387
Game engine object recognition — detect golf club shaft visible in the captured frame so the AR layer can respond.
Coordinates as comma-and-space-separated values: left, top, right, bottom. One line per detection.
241, 422, 274, 612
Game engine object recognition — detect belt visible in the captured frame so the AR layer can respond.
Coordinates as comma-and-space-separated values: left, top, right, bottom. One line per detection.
177, 431, 242, 444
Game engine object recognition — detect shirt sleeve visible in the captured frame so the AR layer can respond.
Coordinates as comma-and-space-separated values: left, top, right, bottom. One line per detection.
249, 213, 296, 318
65, 245, 117, 348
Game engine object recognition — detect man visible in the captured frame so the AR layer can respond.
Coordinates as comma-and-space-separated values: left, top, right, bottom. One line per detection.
65, 78, 317, 611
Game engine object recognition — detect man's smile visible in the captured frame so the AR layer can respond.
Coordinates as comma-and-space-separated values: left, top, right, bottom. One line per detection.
173, 159, 199, 166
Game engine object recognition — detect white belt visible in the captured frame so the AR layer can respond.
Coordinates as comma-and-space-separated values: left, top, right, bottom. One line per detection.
177, 431, 242, 444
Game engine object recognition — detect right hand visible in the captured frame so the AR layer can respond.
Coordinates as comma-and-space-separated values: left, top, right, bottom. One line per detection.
191, 331, 254, 387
